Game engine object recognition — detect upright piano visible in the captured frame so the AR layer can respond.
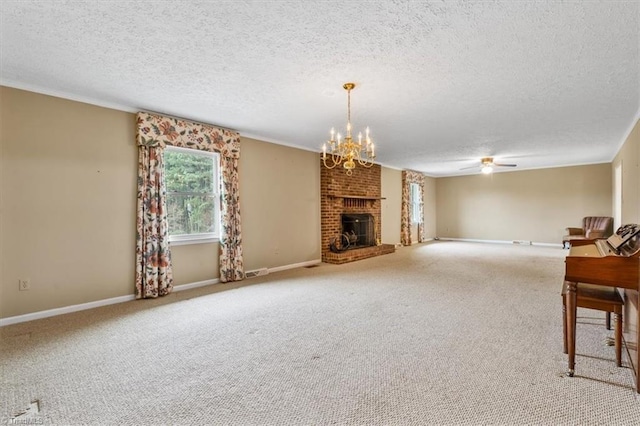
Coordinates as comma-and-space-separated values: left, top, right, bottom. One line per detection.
564, 226, 640, 392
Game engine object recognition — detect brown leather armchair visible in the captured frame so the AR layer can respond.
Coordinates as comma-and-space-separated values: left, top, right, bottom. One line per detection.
562, 216, 613, 248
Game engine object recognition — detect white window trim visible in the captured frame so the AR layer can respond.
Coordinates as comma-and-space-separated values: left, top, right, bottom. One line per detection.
170, 234, 220, 246
165, 146, 221, 246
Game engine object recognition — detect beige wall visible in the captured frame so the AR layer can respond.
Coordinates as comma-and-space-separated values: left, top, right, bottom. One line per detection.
239, 137, 320, 270
0, 87, 320, 318
612, 119, 640, 225
1, 87, 138, 317
171, 243, 220, 285
423, 176, 437, 239
435, 164, 612, 244
381, 167, 402, 245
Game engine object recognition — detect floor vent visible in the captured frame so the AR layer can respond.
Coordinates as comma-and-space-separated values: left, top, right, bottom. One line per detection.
512, 240, 532, 245
305, 264, 320, 268
245, 268, 269, 278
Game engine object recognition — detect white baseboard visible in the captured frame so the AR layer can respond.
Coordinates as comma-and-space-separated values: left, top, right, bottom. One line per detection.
437, 237, 562, 248
173, 278, 219, 292
0, 260, 321, 327
532, 242, 564, 248
392, 239, 434, 247
438, 237, 513, 244
269, 259, 321, 273
0, 294, 136, 327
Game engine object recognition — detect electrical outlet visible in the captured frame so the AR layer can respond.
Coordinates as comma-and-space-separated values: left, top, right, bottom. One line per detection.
18, 279, 31, 291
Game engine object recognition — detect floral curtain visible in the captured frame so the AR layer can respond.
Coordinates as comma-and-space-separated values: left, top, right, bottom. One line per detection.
136, 145, 173, 298
136, 112, 244, 296
218, 156, 243, 282
401, 170, 425, 246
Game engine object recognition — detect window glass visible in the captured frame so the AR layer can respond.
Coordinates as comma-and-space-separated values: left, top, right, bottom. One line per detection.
410, 183, 422, 224
164, 146, 220, 242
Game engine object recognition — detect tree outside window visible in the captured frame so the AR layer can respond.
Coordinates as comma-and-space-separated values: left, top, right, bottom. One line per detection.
164, 147, 220, 243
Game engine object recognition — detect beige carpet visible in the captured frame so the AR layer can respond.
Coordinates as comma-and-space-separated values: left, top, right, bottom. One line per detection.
1, 241, 639, 425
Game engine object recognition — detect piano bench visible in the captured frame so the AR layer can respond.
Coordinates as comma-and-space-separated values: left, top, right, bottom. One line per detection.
562, 281, 624, 367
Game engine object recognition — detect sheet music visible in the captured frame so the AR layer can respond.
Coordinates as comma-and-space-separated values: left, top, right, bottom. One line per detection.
607, 224, 640, 251
596, 239, 617, 255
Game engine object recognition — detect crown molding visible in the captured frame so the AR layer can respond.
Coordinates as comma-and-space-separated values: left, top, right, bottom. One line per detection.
1, 79, 138, 113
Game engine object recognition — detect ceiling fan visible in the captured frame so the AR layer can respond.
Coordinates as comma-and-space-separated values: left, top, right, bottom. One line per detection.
460, 157, 517, 174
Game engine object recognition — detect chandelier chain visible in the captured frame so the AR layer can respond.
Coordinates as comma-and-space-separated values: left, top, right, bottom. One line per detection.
347, 87, 351, 137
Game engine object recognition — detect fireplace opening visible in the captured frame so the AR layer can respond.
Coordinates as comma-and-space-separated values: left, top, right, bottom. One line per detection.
341, 214, 375, 249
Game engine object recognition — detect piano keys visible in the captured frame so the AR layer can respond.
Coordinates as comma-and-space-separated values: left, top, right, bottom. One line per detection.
564, 224, 640, 392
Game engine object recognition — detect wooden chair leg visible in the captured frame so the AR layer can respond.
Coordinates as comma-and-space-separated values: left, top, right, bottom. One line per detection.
561, 281, 624, 376
562, 300, 568, 354
615, 311, 623, 367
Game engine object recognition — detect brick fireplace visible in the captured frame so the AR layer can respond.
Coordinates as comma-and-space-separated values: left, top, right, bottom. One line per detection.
320, 157, 395, 264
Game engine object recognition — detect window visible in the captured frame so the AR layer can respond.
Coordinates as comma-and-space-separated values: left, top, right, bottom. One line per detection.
410, 182, 422, 224
164, 146, 220, 245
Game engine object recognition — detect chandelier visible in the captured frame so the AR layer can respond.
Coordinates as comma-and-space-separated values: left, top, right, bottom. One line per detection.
322, 82, 376, 175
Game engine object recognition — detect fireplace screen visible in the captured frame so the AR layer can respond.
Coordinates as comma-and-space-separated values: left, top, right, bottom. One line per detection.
341, 214, 375, 249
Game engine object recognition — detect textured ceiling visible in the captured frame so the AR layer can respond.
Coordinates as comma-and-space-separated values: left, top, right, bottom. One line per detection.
1, 1, 638, 176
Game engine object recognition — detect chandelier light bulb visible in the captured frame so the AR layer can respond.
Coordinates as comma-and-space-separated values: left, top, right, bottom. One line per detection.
481, 165, 493, 174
